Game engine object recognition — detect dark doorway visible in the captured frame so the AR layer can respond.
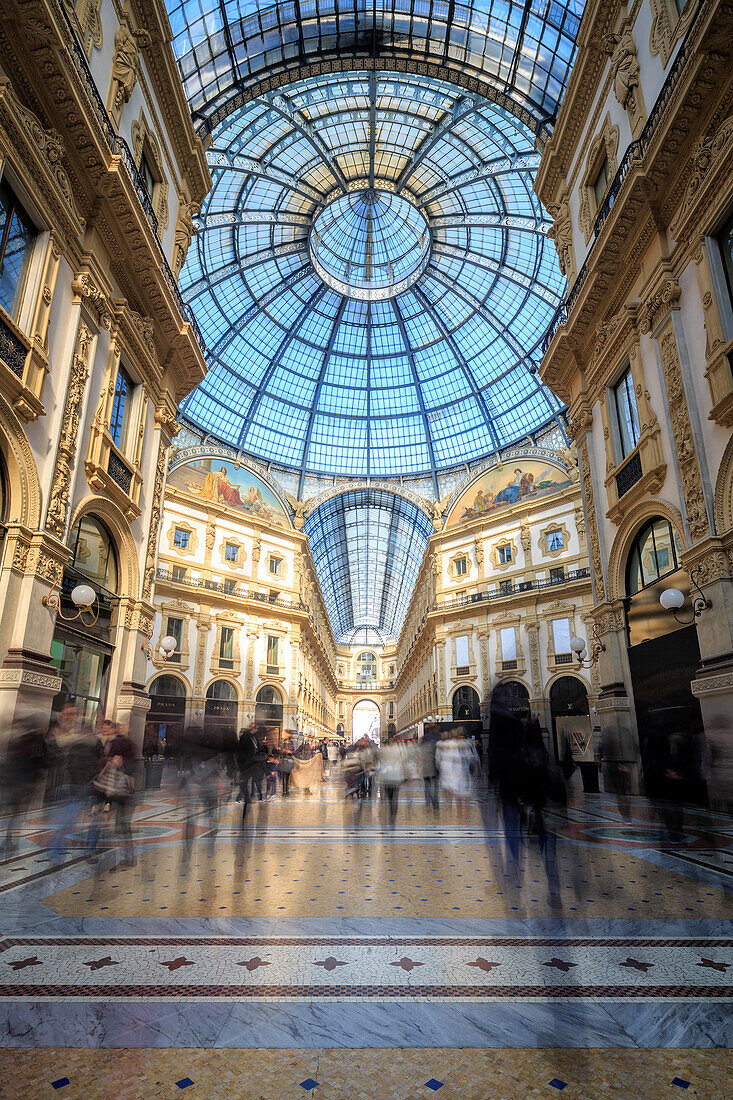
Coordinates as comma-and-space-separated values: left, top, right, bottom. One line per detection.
491, 680, 530, 721
452, 685, 480, 720
627, 624, 707, 805
205, 680, 238, 749
145, 674, 186, 759
255, 685, 284, 746
550, 676, 596, 790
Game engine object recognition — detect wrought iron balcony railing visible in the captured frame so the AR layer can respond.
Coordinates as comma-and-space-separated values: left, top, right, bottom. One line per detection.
541, 0, 704, 353
53, 0, 205, 355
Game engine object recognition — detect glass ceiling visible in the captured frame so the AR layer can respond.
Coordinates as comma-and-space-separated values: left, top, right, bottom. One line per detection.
303, 489, 433, 643
166, 0, 585, 136
177, 68, 567, 481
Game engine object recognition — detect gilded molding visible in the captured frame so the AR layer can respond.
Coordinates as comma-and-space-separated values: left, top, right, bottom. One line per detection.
142, 434, 168, 602
657, 325, 710, 542
578, 437, 606, 602
45, 321, 93, 538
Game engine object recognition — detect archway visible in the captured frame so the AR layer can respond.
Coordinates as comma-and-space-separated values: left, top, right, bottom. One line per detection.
490, 680, 530, 721
352, 699, 381, 746
623, 517, 706, 804
550, 676, 595, 789
255, 684, 284, 746
452, 685, 480, 721
145, 674, 187, 759
50, 513, 120, 725
205, 679, 238, 749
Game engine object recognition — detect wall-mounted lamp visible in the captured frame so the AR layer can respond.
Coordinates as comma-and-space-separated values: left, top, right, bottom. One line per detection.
42, 572, 98, 626
570, 624, 605, 669
141, 627, 178, 669
659, 564, 711, 625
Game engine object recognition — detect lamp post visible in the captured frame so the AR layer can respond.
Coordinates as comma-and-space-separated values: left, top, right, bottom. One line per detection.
42, 572, 98, 626
142, 628, 179, 670
570, 624, 605, 670
659, 565, 711, 625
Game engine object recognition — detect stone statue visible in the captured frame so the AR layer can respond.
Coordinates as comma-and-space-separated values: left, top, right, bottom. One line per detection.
604, 23, 640, 111
547, 192, 574, 280
431, 498, 444, 532
173, 201, 200, 277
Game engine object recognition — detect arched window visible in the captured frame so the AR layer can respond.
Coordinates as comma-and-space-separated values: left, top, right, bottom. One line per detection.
69, 514, 118, 593
491, 680, 530, 720
355, 651, 377, 684
255, 684, 283, 727
626, 518, 682, 595
206, 680, 237, 702
150, 675, 185, 698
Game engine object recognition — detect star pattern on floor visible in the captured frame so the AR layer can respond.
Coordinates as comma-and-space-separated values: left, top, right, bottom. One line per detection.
159, 957, 195, 971
313, 957, 348, 971
82, 957, 119, 972
619, 958, 654, 972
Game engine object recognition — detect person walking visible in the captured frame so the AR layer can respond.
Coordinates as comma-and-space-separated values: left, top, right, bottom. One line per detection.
379, 735, 406, 830
420, 722, 441, 814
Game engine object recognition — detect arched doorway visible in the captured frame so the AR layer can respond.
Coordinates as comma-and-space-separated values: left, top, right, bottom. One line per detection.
491, 680, 530, 721
255, 685, 283, 746
50, 514, 119, 724
452, 685, 480, 720
205, 680, 238, 749
145, 675, 187, 759
550, 676, 596, 789
352, 699, 380, 745
624, 517, 706, 804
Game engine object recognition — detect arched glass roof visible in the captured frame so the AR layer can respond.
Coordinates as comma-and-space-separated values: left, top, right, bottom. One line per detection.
178, 68, 566, 481
166, 0, 585, 136
303, 489, 433, 643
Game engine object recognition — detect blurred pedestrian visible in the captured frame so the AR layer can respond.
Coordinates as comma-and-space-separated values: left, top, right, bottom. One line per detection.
2, 714, 48, 853
420, 722, 441, 814
48, 705, 102, 864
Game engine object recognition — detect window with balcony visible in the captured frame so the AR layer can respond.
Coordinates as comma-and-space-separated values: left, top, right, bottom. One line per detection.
592, 155, 610, 208
219, 626, 234, 669
224, 542, 239, 563
550, 567, 565, 583
173, 528, 190, 550
171, 565, 187, 583
109, 367, 134, 450
222, 578, 236, 594
140, 152, 156, 202
546, 528, 564, 552
613, 367, 640, 458
500, 626, 517, 669
266, 634, 279, 672
499, 579, 512, 595
551, 617, 572, 662
356, 651, 377, 684
165, 616, 183, 663
718, 209, 733, 309
0, 179, 37, 319
455, 633, 470, 676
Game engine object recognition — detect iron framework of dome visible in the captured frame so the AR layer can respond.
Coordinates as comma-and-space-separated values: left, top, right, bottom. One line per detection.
176, 67, 567, 485
303, 489, 433, 643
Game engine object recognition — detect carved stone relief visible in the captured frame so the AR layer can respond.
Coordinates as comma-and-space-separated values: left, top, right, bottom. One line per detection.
46, 322, 93, 538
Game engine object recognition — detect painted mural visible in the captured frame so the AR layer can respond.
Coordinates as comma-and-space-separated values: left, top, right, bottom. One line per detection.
446, 459, 572, 528
169, 459, 288, 526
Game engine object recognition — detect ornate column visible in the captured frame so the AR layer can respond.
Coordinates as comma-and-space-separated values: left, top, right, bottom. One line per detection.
111, 408, 178, 750
525, 619, 546, 726
593, 600, 643, 794
192, 612, 212, 722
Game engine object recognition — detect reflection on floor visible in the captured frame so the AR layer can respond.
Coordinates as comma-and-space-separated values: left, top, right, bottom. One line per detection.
0, 778, 730, 1096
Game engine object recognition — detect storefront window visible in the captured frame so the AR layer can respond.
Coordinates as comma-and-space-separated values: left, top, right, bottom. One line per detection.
626, 518, 682, 595
50, 636, 109, 725
69, 515, 118, 593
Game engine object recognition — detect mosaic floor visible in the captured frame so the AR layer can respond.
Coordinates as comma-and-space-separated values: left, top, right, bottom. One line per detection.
0, 777, 730, 1096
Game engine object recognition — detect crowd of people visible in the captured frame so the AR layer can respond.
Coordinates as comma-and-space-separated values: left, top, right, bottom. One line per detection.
0, 704, 713, 894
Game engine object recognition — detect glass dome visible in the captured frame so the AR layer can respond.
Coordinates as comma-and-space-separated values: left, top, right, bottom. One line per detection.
309, 189, 431, 301
178, 69, 566, 480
